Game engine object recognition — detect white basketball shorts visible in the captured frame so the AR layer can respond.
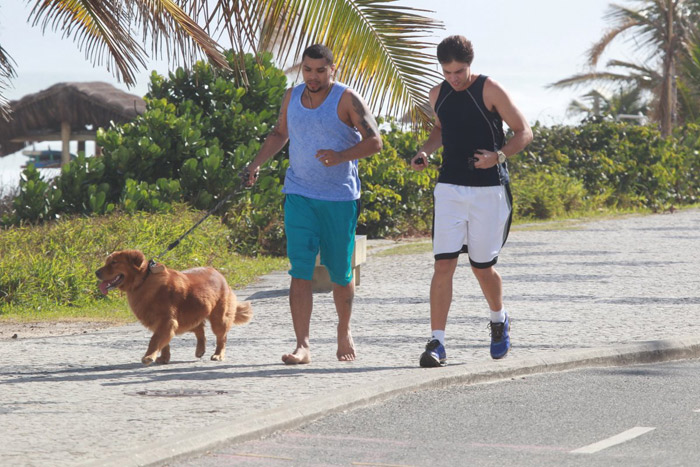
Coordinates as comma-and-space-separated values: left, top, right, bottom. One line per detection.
432, 182, 512, 268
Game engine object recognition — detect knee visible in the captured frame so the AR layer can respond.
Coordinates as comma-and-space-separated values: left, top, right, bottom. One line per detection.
290, 277, 313, 293
333, 280, 354, 292
471, 265, 498, 281
434, 258, 458, 276
332, 281, 355, 303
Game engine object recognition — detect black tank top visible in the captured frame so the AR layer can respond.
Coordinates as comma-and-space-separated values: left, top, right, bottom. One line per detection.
435, 75, 508, 186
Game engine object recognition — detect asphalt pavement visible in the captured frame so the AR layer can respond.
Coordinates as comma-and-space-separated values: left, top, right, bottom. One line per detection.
178, 358, 700, 467
2, 208, 700, 466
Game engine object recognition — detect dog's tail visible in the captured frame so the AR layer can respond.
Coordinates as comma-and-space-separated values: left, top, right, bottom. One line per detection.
233, 298, 253, 325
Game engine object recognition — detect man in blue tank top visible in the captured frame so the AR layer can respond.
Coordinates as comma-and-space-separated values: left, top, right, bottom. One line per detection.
411, 35, 533, 367
244, 44, 382, 365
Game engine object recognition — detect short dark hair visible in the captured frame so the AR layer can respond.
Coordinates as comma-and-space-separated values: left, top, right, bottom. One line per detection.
302, 44, 334, 64
437, 35, 474, 65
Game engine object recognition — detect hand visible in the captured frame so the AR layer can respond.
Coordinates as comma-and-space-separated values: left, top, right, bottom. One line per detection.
241, 165, 259, 187
315, 149, 341, 167
473, 149, 498, 169
411, 152, 428, 171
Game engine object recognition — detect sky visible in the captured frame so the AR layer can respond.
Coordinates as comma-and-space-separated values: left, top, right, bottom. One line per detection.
0, 0, 639, 185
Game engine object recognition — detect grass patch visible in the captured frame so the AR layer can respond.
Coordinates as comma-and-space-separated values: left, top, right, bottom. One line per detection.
374, 241, 432, 257
512, 219, 591, 232
509, 205, 679, 232
0, 205, 287, 322
0, 301, 133, 324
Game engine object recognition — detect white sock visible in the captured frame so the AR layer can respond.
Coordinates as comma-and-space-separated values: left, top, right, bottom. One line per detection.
431, 330, 445, 346
490, 308, 506, 323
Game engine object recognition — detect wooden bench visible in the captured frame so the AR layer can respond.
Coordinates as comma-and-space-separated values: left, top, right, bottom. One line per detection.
311, 235, 367, 292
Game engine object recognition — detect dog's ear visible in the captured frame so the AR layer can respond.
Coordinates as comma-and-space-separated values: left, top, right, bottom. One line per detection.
128, 250, 147, 269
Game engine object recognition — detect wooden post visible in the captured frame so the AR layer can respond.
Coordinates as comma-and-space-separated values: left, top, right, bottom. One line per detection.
61, 121, 71, 166
312, 235, 367, 292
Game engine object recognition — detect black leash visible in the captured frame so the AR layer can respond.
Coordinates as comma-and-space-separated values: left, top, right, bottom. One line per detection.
150, 168, 257, 267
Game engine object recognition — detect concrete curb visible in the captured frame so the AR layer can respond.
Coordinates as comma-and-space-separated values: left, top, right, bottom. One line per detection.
87, 335, 700, 467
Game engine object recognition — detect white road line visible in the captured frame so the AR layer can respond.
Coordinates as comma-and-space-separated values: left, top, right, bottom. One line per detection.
694, 409, 700, 413
571, 427, 656, 454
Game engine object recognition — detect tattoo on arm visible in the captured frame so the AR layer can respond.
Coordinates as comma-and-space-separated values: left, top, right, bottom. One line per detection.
269, 88, 291, 139
351, 93, 378, 138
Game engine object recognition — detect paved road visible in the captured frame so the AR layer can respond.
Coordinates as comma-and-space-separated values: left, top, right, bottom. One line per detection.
1, 209, 700, 466
173, 358, 700, 466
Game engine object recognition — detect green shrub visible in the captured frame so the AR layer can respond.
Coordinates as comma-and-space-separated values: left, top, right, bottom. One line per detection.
120, 178, 182, 213
5, 52, 287, 221
512, 171, 591, 219
512, 120, 698, 212
52, 154, 114, 215
358, 121, 439, 237
8, 164, 62, 223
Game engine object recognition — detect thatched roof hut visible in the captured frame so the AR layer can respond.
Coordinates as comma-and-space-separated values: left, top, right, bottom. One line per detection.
0, 82, 145, 162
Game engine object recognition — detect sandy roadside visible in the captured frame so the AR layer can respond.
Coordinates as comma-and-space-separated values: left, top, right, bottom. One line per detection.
0, 320, 123, 339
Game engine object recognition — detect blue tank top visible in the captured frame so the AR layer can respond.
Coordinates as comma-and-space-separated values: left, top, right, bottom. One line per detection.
283, 82, 363, 201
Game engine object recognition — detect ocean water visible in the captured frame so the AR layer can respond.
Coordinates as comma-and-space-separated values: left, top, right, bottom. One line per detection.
0, 152, 29, 196
0, 144, 80, 196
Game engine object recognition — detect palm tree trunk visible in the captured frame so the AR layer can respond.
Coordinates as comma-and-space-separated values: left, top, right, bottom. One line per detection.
660, 0, 675, 137
661, 56, 674, 137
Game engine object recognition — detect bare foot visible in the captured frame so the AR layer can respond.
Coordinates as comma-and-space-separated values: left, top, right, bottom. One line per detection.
282, 347, 311, 365
337, 331, 355, 361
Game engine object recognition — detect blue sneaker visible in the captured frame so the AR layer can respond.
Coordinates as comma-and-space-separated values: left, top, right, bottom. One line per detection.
420, 339, 446, 367
489, 314, 511, 359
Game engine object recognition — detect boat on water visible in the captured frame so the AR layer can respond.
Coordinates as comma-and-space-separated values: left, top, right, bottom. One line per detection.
21, 149, 76, 168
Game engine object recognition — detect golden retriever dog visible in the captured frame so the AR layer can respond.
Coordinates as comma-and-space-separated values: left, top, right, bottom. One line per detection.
95, 250, 252, 365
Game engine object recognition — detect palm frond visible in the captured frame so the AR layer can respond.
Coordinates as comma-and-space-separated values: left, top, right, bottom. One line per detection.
609, 86, 649, 116
0, 44, 16, 121
27, 1, 230, 88
127, 1, 229, 70
176, 0, 285, 84
677, 80, 699, 122
566, 84, 650, 120
548, 71, 643, 90
28, 0, 148, 85
253, 0, 445, 125
587, 16, 638, 66
677, 38, 700, 121
606, 3, 660, 52
566, 99, 593, 116
681, 38, 700, 85
605, 59, 661, 86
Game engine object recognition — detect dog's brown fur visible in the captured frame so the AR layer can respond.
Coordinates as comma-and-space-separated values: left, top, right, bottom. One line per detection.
95, 250, 252, 365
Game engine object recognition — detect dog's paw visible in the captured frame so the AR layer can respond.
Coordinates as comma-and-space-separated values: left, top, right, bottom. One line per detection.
210, 354, 224, 361
195, 349, 206, 358
156, 356, 170, 364
142, 356, 155, 365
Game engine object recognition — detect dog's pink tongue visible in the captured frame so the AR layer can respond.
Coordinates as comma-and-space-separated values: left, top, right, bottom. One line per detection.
99, 281, 110, 295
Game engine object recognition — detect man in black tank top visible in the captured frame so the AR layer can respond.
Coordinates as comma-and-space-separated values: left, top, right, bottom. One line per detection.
410, 35, 533, 367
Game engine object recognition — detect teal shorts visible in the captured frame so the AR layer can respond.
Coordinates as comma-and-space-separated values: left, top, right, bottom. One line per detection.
284, 194, 359, 285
